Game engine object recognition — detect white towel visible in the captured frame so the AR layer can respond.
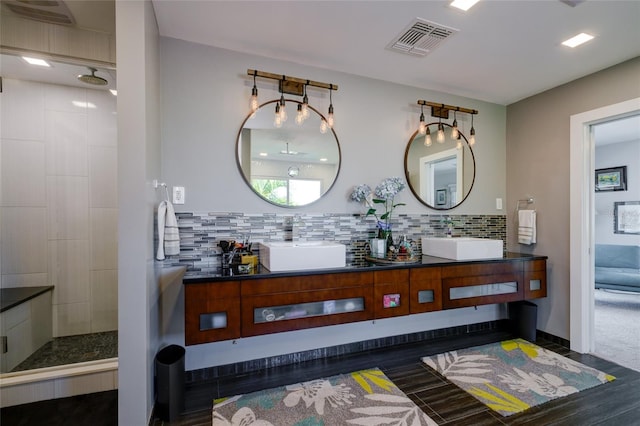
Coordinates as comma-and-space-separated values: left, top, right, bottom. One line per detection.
156, 200, 180, 260
518, 209, 537, 245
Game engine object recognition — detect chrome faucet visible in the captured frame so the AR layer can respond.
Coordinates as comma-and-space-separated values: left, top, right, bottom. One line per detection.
284, 216, 295, 241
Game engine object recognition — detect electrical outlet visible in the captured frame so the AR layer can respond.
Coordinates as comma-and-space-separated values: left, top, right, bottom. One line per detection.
173, 186, 185, 204
496, 198, 503, 210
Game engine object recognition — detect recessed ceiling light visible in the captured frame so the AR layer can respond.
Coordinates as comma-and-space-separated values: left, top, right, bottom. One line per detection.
319, 158, 328, 162
562, 32, 594, 48
109, 89, 118, 96
450, 0, 480, 11
22, 56, 50, 67
259, 152, 268, 157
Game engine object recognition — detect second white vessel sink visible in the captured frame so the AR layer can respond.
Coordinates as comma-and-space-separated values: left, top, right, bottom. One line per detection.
421, 237, 503, 260
259, 241, 346, 272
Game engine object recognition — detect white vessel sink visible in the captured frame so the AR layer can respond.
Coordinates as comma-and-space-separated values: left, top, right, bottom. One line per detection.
259, 241, 346, 272
421, 237, 503, 260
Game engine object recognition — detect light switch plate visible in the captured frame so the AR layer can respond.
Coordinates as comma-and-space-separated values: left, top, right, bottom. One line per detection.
496, 198, 503, 210
173, 186, 185, 204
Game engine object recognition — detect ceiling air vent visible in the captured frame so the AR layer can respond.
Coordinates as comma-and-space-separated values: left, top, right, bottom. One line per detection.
387, 18, 459, 57
3, 0, 76, 26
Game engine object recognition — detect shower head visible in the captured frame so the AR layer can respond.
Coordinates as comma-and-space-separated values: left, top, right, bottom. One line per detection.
77, 67, 108, 86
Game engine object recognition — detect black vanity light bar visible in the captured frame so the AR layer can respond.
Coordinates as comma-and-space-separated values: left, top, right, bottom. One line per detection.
247, 69, 338, 96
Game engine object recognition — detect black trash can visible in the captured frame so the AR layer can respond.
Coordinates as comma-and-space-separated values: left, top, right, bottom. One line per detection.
509, 301, 538, 342
155, 344, 185, 422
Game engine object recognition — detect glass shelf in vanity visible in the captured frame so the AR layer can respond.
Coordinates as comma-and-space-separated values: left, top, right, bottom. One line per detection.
449, 281, 518, 300
254, 297, 365, 324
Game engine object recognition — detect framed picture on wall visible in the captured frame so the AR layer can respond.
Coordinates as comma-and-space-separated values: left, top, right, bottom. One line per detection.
436, 189, 446, 206
595, 166, 627, 192
614, 201, 640, 234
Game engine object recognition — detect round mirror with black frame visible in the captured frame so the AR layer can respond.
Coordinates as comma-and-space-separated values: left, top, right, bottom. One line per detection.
236, 99, 341, 207
404, 122, 476, 210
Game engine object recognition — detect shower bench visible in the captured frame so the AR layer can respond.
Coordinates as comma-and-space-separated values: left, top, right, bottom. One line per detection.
0, 286, 54, 373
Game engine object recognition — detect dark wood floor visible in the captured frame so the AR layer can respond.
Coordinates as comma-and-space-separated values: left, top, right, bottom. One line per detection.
150, 329, 640, 425
3, 330, 640, 425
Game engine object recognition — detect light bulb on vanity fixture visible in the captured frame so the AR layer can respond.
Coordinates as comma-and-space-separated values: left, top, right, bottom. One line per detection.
424, 126, 432, 146
437, 118, 445, 143
419, 104, 426, 135
250, 70, 259, 115
274, 103, 282, 128
279, 93, 288, 122
301, 83, 310, 121
295, 103, 304, 125
469, 114, 476, 146
451, 110, 459, 139
327, 85, 335, 128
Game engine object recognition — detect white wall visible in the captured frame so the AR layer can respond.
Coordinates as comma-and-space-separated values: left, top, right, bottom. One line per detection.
595, 140, 640, 245
159, 38, 507, 216
0, 79, 118, 337
116, 0, 161, 424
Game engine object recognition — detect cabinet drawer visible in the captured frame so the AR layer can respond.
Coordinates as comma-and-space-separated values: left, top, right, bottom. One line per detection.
409, 267, 442, 313
524, 268, 547, 299
442, 272, 523, 309
241, 271, 373, 296
374, 270, 409, 318
525, 259, 546, 272
442, 261, 522, 279
242, 287, 373, 337
185, 282, 241, 345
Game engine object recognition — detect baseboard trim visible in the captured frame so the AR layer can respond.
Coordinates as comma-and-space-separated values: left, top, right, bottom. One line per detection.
537, 329, 570, 348
186, 319, 509, 384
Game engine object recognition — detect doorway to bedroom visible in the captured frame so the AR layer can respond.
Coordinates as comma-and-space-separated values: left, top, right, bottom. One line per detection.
592, 115, 640, 372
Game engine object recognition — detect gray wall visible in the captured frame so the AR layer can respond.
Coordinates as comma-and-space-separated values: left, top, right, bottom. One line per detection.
159, 37, 507, 216
506, 57, 640, 340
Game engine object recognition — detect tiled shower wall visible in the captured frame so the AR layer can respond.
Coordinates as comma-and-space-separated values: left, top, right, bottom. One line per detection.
0, 78, 118, 337
161, 212, 506, 275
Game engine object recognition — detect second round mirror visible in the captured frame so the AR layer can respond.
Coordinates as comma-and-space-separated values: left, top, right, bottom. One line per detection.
404, 123, 475, 209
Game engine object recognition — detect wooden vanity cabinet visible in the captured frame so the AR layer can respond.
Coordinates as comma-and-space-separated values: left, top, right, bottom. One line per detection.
185, 281, 241, 345
184, 257, 547, 345
441, 261, 524, 309
409, 267, 443, 313
373, 269, 410, 319
240, 272, 374, 337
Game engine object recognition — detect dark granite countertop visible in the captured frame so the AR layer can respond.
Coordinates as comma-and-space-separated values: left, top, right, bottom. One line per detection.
1, 286, 54, 313
183, 252, 547, 284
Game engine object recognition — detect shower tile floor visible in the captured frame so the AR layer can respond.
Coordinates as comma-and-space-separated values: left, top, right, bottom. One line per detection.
11, 331, 117, 372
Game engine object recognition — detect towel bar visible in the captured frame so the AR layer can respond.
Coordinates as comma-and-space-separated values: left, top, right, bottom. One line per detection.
516, 197, 534, 212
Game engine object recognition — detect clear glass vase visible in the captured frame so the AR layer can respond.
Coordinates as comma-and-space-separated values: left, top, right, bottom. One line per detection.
369, 238, 387, 258
378, 228, 394, 251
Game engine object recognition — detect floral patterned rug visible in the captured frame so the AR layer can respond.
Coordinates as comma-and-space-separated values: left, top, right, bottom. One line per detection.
422, 338, 616, 417
212, 368, 438, 425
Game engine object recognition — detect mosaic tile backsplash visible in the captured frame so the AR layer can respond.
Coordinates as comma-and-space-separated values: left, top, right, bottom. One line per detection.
159, 213, 506, 275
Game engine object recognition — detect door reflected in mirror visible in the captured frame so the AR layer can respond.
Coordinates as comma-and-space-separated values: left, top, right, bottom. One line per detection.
237, 100, 341, 207
404, 123, 475, 210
